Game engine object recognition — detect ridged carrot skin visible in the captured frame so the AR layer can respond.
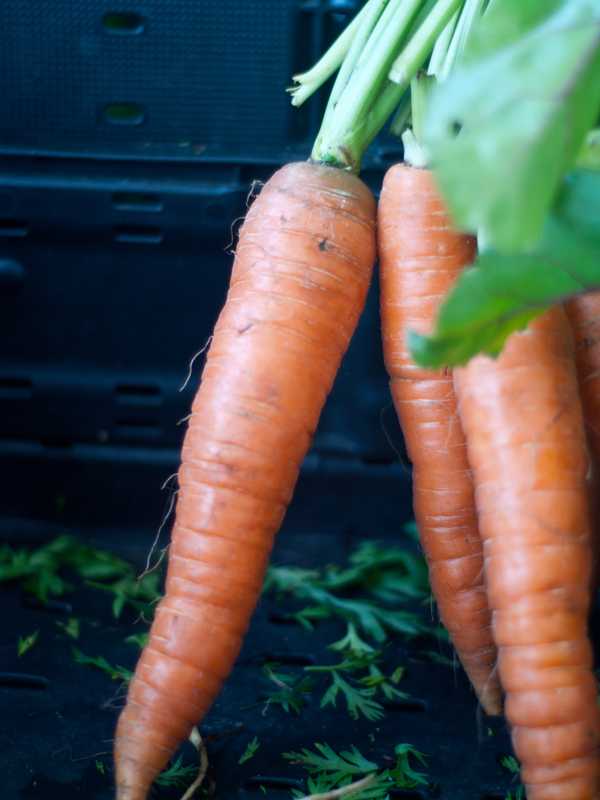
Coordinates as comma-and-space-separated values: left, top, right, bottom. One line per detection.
566, 293, 600, 590
454, 309, 600, 800
113, 161, 376, 800
378, 163, 501, 715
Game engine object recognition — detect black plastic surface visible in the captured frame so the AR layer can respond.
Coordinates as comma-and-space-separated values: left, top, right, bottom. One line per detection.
1, 524, 520, 800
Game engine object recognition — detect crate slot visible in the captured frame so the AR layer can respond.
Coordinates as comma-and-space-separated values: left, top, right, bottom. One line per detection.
390, 791, 428, 799
244, 776, 303, 791
115, 383, 162, 406
382, 697, 428, 713
0, 219, 29, 238
114, 225, 163, 244
40, 437, 73, 449
253, 651, 316, 666
115, 418, 162, 438
112, 192, 163, 213
102, 12, 146, 34
0, 377, 32, 399
0, 673, 49, 690
104, 102, 145, 126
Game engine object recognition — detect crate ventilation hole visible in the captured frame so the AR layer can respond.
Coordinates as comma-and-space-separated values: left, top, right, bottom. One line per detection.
114, 225, 163, 244
104, 103, 145, 126
112, 192, 163, 213
0, 377, 32, 399
102, 12, 145, 34
0, 219, 28, 238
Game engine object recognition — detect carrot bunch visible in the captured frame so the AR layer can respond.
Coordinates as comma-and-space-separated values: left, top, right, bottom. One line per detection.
113, 3, 600, 799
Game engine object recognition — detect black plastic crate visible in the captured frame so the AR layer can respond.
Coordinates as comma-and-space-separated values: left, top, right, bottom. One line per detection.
0, 3, 522, 799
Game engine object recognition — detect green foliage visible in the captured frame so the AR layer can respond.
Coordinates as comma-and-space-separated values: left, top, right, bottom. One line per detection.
55, 617, 80, 639
0, 535, 145, 608
265, 538, 431, 644
238, 736, 261, 765
262, 665, 314, 715
155, 755, 198, 788
125, 632, 149, 649
410, 169, 600, 367
286, 742, 428, 799
307, 652, 408, 722
72, 648, 133, 683
501, 755, 524, 800
425, 0, 600, 252
88, 571, 161, 619
17, 630, 39, 657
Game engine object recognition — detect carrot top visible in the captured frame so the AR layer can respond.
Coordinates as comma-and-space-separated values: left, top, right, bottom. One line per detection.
293, 0, 464, 172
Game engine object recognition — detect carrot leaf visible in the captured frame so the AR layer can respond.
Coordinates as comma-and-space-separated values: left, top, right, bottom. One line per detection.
17, 630, 39, 657
55, 617, 80, 640
410, 169, 600, 367
72, 647, 132, 683
155, 755, 198, 788
286, 742, 428, 799
424, 0, 600, 252
238, 736, 261, 765
262, 665, 314, 715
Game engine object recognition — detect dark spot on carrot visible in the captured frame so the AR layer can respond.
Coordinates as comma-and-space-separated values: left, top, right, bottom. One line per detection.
319, 239, 329, 252
238, 323, 253, 335
280, 214, 288, 223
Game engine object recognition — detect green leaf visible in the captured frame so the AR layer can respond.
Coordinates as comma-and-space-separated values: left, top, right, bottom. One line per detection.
390, 744, 428, 788
329, 623, 376, 656
18, 630, 39, 657
320, 671, 385, 722
425, 0, 600, 252
155, 755, 197, 788
72, 648, 132, 683
262, 665, 313, 715
125, 632, 149, 649
411, 170, 600, 367
95, 759, 105, 775
284, 743, 378, 784
55, 617, 80, 639
238, 736, 261, 765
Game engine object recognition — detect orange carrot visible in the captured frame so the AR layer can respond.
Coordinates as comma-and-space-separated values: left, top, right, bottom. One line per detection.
113, 161, 376, 800
566, 293, 600, 591
378, 163, 501, 715
454, 308, 600, 800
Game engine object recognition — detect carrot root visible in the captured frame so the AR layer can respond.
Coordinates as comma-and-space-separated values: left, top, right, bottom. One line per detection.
113, 161, 376, 800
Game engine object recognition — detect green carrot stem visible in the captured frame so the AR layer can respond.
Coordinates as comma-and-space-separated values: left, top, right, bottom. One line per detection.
427, 9, 459, 76
361, 0, 463, 147
389, 0, 463, 84
311, 0, 424, 171
289, 0, 379, 108
439, 0, 486, 80
318, 0, 390, 137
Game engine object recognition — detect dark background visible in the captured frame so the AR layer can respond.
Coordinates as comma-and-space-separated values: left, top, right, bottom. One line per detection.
0, 3, 517, 799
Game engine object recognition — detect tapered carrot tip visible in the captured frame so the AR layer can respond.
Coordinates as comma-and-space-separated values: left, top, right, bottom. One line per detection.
112, 159, 376, 800
378, 162, 501, 716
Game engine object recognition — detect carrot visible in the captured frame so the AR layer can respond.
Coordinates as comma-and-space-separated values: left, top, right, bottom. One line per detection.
454, 308, 600, 800
566, 293, 600, 591
113, 161, 376, 800
378, 163, 501, 715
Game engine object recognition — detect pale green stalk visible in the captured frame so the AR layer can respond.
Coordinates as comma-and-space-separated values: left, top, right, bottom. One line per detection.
439, 0, 486, 80
427, 9, 459, 76
389, 0, 463, 84
289, 0, 380, 107
312, 0, 424, 169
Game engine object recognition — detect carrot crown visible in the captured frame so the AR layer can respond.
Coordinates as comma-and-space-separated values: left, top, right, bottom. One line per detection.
290, 0, 463, 172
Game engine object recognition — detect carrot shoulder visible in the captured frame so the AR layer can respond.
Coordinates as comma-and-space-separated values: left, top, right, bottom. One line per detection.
378, 163, 501, 715
114, 161, 376, 800
454, 308, 600, 800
